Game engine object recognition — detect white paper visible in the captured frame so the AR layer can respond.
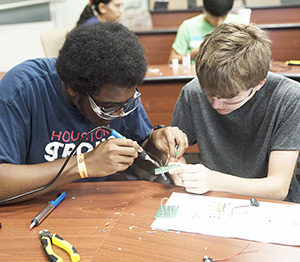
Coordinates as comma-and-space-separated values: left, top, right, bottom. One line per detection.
151, 192, 300, 246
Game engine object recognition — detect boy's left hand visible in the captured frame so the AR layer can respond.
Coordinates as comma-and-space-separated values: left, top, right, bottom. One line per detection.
150, 126, 188, 162
169, 163, 212, 194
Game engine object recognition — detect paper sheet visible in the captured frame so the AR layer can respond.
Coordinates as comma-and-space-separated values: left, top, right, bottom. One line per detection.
151, 192, 300, 246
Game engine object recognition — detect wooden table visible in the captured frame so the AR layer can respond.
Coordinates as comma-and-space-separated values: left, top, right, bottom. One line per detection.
1, 181, 299, 262
144, 61, 300, 82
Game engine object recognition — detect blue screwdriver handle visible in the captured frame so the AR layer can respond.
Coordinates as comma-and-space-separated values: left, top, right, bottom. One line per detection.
50, 192, 66, 207
110, 129, 124, 139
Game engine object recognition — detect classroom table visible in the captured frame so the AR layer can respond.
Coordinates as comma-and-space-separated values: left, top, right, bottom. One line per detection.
1, 181, 300, 262
144, 61, 300, 82
1, 61, 299, 83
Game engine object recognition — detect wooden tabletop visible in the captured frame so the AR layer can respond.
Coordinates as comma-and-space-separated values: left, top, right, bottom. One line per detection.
145, 61, 300, 82
1, 61, 299, 83
1, 181, 299, 262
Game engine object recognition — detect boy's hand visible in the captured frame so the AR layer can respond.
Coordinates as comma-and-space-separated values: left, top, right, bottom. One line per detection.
150, 126, 188, 162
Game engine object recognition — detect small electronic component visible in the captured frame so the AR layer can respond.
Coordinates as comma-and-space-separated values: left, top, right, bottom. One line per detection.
250, 198, 259, 207
155, 197, 179, 218
203, 256, 213, 262
155, 205, 179, 218
154, 164, 181, 180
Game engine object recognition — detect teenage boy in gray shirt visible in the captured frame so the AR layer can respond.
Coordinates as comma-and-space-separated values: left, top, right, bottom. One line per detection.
171, 23, 300, 203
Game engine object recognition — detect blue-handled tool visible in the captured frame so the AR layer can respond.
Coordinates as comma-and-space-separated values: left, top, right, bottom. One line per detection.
30, 192, 66, 229
110, 129, 160, 168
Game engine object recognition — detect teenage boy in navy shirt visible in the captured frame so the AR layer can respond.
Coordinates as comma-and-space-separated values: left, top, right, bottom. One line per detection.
0, 23, 188, 203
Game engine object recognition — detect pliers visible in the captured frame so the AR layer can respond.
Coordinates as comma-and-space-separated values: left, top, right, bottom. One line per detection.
39, 230, 80, 262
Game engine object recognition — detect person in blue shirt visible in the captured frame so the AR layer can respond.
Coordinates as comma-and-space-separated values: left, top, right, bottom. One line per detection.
76, 0, 124, 27
0, 22, 188, 203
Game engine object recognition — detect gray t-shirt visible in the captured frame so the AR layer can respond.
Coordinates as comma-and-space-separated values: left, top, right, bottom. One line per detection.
172, 72, 300, 202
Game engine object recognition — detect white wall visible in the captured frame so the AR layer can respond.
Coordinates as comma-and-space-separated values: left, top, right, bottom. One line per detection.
0, 21, 53, 71
0, 0, 148, 72
53, 0, 86, 28
0, 0, 86, 72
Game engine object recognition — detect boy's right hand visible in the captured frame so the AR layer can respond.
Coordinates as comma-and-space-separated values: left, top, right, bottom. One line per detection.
85, 138, 141, 177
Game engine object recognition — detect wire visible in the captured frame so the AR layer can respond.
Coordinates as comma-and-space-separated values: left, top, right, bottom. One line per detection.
203, 243, 254, 262
214, 243, 251, 261
0, 126, 112, 204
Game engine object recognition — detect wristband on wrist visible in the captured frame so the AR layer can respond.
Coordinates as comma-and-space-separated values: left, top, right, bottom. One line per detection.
152, 125, 167, 131
77, 153, 88, 178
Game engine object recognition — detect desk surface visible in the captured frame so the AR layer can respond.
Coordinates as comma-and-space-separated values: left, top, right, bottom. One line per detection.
145, 61, 300, 82
1, 181, 299, 262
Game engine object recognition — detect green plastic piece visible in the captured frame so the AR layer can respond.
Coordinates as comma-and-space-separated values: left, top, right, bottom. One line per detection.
155, 206, 179, 218
174, 146, 178, 157
154, 164, 181, 175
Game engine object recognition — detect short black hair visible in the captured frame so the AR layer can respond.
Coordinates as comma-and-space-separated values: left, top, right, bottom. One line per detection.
56, 22, 147, 95
203, 0, 233, 17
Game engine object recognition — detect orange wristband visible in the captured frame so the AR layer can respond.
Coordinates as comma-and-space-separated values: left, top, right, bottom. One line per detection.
77, 153, 88, 178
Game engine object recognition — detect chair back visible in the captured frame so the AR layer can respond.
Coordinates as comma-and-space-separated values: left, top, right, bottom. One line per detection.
40, 28, 69, 57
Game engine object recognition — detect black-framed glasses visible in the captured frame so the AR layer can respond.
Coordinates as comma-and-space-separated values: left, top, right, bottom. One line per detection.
88, 89, 141, 120
206, 88, 253, 105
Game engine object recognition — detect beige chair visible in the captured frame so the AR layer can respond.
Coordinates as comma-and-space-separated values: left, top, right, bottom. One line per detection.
40, 28, 69, 58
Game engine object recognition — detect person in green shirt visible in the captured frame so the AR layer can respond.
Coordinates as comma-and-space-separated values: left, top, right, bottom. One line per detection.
169, 0, 245, 64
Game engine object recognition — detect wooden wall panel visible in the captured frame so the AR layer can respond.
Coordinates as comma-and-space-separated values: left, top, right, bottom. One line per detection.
138, 81, 182, 125
138, 81, 199, 153
268, 28, 300, 60
151, 11, 201, 28
150, 7, 300, 28
251, 7, 300, 24
138, 33, 176, 65
137, 27, 300, 65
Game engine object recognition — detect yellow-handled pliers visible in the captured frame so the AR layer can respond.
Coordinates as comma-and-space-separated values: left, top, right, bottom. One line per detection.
39, 230, 80, 262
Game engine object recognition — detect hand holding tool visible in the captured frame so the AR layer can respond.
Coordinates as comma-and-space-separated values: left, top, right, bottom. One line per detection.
39, 230, 80, 262
110, 129, 160, 167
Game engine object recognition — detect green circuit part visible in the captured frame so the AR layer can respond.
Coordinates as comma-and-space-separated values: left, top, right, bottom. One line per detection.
154, 164, 181, 175
155, 205, 179, 218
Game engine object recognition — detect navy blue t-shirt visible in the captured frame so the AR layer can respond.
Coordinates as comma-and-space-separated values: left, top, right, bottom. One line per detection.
0, 58, 152, 177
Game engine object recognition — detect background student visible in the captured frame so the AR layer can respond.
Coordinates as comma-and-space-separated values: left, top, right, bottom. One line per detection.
76, 0, 124, 26
168, 0, 245, 64
170, 23, 300, 203
0, 22, 188, 203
